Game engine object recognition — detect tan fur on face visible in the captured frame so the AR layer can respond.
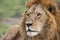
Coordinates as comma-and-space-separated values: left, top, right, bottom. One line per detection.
25, 4, 48, 37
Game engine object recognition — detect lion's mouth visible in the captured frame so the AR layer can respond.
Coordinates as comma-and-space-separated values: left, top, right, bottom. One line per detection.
26, 29, 38, 37
27, 29, 37, 32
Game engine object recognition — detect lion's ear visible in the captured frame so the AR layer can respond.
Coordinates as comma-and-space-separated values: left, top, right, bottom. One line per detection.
48, 5, 55, 14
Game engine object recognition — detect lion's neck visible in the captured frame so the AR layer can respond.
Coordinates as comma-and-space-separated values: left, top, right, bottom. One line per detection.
24, 30, 57, 40
25, 34, 44, 40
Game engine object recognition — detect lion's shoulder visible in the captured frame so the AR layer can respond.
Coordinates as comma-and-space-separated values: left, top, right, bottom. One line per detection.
1, 25, 20, 40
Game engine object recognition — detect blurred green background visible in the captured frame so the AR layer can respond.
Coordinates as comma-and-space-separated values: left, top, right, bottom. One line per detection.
0, 0, 60, 38
0, 0, 27, 38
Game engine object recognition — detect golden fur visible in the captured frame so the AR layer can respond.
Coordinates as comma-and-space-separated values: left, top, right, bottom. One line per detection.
1, 0, 60, 40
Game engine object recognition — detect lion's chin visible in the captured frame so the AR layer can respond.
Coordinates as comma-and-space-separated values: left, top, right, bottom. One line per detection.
27, 32, 38, 37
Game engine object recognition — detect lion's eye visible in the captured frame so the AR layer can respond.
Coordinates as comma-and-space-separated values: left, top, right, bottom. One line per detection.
37, 13, 41, 17
26, 14, 29, 17
37, 13, 41, 16
36, 13, 41, 18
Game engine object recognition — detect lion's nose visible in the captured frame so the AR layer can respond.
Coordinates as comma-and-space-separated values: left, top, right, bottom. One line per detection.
26, 23, 32, 27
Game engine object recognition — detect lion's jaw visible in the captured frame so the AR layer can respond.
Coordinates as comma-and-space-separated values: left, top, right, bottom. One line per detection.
25, 4, 48, 37
25, 20, 46, 37
26, 22, 44, 37
27, 31, 38, 37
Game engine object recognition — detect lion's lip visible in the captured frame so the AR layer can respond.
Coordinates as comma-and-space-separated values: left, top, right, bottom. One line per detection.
27, 30, 36, 32
27, 29, 37, 32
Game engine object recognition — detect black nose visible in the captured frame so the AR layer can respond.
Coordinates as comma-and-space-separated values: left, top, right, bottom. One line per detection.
26, 23, 32, 27
28, 29, 32, 31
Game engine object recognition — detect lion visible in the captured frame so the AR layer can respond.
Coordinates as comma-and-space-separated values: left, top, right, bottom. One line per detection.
1, 0, 60, 40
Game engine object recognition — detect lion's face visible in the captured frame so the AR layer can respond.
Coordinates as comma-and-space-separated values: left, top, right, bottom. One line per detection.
24, 4, 48, 37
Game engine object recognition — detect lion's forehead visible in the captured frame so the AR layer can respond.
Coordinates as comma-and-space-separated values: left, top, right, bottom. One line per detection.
27, 4, 46, 14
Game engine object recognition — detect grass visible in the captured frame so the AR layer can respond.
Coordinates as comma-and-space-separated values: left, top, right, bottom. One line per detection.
0, 0, 27, 21
0, 25, 9, 37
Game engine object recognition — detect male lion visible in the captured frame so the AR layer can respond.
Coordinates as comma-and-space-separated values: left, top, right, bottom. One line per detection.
2, 0, 60, 40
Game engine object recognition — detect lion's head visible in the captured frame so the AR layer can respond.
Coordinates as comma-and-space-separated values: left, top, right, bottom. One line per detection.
22, 4, 57, 38
25, 4, 48, 37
